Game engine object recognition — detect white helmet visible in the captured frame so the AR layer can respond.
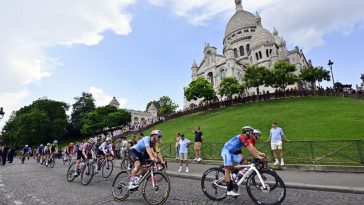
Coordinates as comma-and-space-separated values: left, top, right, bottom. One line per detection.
253, 129, 261, 138
88, 138, 96, 144
151, 130, 162, 138
242, 126, 254, 133
25, 145, 29, 147
106, 137, 112, 141
53, 140, 58, 144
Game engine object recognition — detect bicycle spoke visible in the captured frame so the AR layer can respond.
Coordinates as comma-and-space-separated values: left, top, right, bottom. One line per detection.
142, 171, 170, 205
201, 167, 227, 201
111, 171, 130, 201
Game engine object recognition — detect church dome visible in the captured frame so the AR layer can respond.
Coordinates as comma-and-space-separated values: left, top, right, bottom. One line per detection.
224, 8, 256, 38
251, 13, 275, 50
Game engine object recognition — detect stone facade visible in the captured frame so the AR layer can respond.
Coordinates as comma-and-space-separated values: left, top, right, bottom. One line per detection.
185, 0, 311, 109
108, 97, 158, 125
356, 74, 364, 91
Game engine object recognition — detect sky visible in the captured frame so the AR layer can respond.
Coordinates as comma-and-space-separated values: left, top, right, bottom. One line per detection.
1, 0, 364, 129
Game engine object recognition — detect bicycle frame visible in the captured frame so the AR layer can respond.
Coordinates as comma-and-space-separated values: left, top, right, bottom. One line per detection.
213, 163, 267, 190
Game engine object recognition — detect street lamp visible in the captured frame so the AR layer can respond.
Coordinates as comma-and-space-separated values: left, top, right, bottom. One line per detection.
328, 60, 335, 88
0, 107, 5, 120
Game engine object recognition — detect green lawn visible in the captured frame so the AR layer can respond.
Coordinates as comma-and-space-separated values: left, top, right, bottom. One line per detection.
144, 96, 364, 143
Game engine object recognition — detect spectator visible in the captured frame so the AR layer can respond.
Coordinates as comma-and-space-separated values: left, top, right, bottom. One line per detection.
178, 133, 191, 173
265, 122, 289, 166
193, 126, 203, 162
175, 132, 181, 160
2, 145, 9, 165
8, 147, 15, 163
120, 137, 128, 160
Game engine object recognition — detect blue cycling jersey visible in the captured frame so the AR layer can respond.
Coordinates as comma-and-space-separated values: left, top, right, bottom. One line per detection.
23, 147, 30, 153
223, 134, 250, 153
37, 146, 44, 152
132, 136, 152, 153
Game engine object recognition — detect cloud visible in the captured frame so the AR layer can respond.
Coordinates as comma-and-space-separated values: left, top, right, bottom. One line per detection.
0, 0, 136, 128
89, 86, 127, 108
148, 0, 364, 50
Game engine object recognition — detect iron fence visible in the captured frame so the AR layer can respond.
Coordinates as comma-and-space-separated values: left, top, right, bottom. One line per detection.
161, 140, 364, 165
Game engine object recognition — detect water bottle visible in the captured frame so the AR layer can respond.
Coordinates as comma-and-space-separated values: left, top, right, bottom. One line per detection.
231, 173, 237, 182
237, 168, 248, 180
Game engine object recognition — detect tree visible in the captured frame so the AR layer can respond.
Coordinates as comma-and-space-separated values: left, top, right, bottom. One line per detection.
244, 65, 270, 97
269, 61, 298, 91
80, 105, 131, 135
184, 77, 218, 104
299, 66, 331, 93
218, 77, 242, 100
71, 92, 96, 126
157, 96, 178, 116
1, 98, 69, 147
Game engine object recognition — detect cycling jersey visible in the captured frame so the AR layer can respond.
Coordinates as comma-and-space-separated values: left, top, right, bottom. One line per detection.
22, 147, 30, 153
43, 146, 51, 154
37, 146, 44, 153
98, 142, 114, 155
82, 143, 93, 153
223, 134, 250, 153
132, 136, 158, 154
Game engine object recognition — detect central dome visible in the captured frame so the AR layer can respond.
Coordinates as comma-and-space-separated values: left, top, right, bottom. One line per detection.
224, 8, 256, 39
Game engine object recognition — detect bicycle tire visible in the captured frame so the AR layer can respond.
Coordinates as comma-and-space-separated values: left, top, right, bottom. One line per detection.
66, 161, 77, 182
102, 160, 114, 178
246, 169, 286, 205
142, 171, 170, 205
201, 167, 227, 201
252, 168, 279, 191
81, 162, 94, 186
49, 159, 55, 168
111, 170, 130, 201
120, 159, 128, 170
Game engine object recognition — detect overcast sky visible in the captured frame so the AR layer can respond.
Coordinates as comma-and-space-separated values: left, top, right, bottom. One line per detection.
1, 0, 364, 129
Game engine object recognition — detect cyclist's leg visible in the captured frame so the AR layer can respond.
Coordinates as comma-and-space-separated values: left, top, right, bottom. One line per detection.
221, 148, 241, 196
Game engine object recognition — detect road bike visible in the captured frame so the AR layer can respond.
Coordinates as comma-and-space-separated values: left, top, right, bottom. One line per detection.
66, 160, 90, 183
111, 160, 170, 205
201, 159, 286, 205
96, 155, 114, 178
63, 153, 73, 165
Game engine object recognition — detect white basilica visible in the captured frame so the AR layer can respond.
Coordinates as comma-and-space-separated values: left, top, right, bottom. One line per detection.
185, 0, 311, 109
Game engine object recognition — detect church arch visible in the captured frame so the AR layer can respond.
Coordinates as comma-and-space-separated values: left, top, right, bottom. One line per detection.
239, 46, 245, 56
220, 69, 226, 81
234, 48, 238, 58
207, 72, 214, 86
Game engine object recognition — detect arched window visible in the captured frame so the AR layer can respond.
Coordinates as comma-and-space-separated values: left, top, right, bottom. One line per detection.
234, 48, 238, 58
246, 44, 250, 53
259, 51, 262, 59
255, 53, 259, 60
207, 72, 214, 86
220, 69, 226, 81
266, 49, 269, 57
239, 46, 245, 56
134, 117, 139, 123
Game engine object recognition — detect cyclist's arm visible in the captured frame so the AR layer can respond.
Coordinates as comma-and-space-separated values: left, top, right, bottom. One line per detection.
246, 144, 265, 159
82, 149, 88, 159
145, 147, 156, 161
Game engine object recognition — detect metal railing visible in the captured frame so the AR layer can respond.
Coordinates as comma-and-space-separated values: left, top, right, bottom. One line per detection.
161, 140, 364, 165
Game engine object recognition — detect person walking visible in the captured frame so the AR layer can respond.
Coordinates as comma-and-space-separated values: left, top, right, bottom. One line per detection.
175, 132, 181, 160
178, 133, 191, 173
193, 127, 203, 162
265, 122, 289, 166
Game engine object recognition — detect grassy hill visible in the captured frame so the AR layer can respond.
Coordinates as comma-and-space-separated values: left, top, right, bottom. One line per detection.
144, 96, 364, 143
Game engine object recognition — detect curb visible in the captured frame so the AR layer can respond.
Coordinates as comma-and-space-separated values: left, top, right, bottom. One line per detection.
165, 159, 364, 173
166, 171, 364, 195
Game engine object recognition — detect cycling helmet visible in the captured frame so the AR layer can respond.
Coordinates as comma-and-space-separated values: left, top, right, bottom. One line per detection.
47, 143, 51, 146
253, 129, 261, 138
106, 137, 112, 141
25, 145, 28, 147
151, 130, 162, 138
40, 144, 43, 146
88, 138, 96, 144
242, 126, 254, 133
53, 140, 58, 144
70, 143, 74, 146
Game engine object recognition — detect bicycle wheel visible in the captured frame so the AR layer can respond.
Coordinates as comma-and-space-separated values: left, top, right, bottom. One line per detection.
246, 169, 286, 205
111, 171, 130, 201
49, 159, 55, 168
142, 171, 170, 205
102, 160, 114, 178
67, 161, 77, 182
201, 167, 227, 201
120, 159, 128, 170
81, 163, 95, 186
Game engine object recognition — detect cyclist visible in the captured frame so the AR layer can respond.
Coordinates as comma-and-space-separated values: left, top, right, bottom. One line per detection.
128, 130, 165, 190
221, 126, 265, 197
49, 140, 58, 160
43, 143, 51, 166
22, 145, 30, 160
65, 143, 75, 161
96, 137, 114, 173
74, 138, 96, 177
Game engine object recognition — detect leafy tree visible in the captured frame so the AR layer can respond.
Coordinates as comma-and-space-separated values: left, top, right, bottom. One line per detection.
219, 77, 242, 100
184, 77, 218, 103
1, 98, 69, 147
300, 66, 331, 92
269, 61, 298, 90
71, 92, 96, 126
157, 96, 178, 116
244, 65, 270, 97
80, 105, 131, 135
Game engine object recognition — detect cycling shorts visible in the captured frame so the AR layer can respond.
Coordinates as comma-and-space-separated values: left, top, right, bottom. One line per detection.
129, 148, 149, 165
221, 148, 242, 167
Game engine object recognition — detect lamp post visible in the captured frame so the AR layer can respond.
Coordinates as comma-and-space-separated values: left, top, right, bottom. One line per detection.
328, 60, 335, 88
0, 107, 5, 120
